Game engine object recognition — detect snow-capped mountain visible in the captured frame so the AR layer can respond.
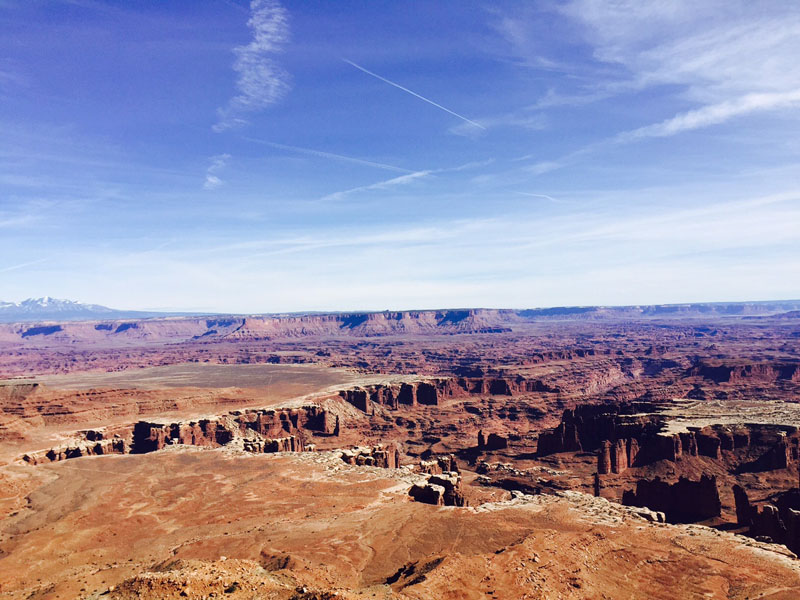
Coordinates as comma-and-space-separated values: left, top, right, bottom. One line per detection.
0, 297, 173, 323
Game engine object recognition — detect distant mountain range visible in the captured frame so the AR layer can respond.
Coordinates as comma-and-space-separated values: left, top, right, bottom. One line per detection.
2, 297, 800, 325
0, 297, 183, 323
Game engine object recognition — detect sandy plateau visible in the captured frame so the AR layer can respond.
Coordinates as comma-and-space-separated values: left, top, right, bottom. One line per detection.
1, 306, 800, 599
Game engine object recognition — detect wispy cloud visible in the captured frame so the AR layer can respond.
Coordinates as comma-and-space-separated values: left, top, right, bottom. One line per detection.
497, 1, 800, 173
0, 257, 49, 273
244, 137, 411, 173
562, 1, 800, 123
203, 153, 231, 189
449, 112, 546, 138
343, 59, 485, 130
49, 185, 800, 312
528, 88, 613, 110
501, 2, 800, 175
0, 210, 42, 229
619, 89, 800, 141
523, 87, 800, 175
568, 3, 800, 98
214, 0, 290, 132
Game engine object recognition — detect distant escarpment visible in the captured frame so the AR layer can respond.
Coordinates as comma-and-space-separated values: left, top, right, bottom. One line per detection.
5, 300, 800, 347
0, 309, 519, 346
536, 403, 799, 475
690, 360, 800, 383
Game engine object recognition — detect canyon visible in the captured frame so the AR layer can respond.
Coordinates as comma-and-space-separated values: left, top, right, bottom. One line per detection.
1, 304, 800, 598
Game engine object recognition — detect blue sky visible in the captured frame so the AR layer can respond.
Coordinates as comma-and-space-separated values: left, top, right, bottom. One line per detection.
1, 0, 799, 312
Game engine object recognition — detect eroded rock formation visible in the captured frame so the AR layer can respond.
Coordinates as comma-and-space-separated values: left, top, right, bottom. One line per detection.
339, 376, 556, 414
732, 485, 800, 554
340, 443, 400, 468
478, 430, 509, 451
22, 405, 339, 464
23, 433, 127, 465
244, 435, 304, 453
419, 454, 459, 475
691, 360, 800, 384
537, 404, 799, 476
622, 474, 721, 523
409, 471, 466, 507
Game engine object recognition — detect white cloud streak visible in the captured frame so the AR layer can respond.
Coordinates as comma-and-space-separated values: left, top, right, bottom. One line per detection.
524, 87, 800, 175
203, 153, 231, 189
501, 1, 800, 172
563, 0, 800, 130
214, 0, 290, 132
343, 59, 486, 130
506, 0, 800, 175
449, 112, 546, 138
620, 89, 800, 141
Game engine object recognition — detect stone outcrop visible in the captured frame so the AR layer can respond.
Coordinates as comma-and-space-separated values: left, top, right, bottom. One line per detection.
539, 404, 799, 475
22, 404, 337, 465
597, 442, 612, 474
626, 506, 666, 523
537, 403, 662, 457
409, 482, 446, 505
428, 472, 467, 506
340, 443, 400, 469
23, 434, 126, 465
611, 439, 628, 472
691, 361, 800, 383
339, 376, 557, 414
737, 432, 794, 472
130, 405, 338, 454
419, 454, 459, 475
233, 406, 338, 437
132, 419, 234, 453
732, 485, 800, 554
243, 435, 304, 453
733, 484, 753, 527
409, 471, 466, 506
621, 474, 721, 523
478, 430, 509, 451
537, 420, 583, 455
597, 438, 636, 474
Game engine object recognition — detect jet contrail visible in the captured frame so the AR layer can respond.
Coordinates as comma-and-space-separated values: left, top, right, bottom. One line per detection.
244, 138, 412, 173
515, 192, 563, 204
0, 257, 50, 273
343, 59, 486, 130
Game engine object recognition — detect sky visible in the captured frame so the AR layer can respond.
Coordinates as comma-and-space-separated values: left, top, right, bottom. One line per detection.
1, 0, 799, 312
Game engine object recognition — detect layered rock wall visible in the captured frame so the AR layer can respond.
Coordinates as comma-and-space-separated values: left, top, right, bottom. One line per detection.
733, 485, 800, 554
22, 404, 337, 465
419, 454, 459, 475
691, 361, 800, 383
23, 434, 126, 465
340, 443, 400, 468
536, 404, 799, 476
339, 376, 556, 414
409, 471, 466, 507
621, 475, 721, 523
